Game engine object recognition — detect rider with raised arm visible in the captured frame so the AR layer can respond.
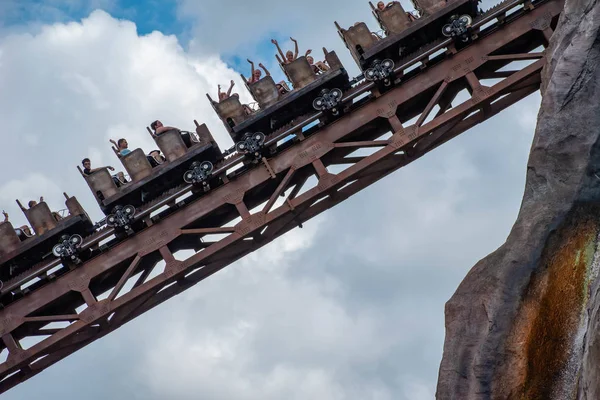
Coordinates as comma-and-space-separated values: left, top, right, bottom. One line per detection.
218, 80, 236, 101
20, 197, 63, 221
272, 37, 301, 65
2, 210, 33, 240
109, 138, 131, 156
246, 59, 270, 83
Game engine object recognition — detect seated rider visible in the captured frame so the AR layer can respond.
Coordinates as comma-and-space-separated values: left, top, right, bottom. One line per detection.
276, 81, 291, 95
2, 210, 33, 240
20, 197, 63, 222
110, 138, 131, 156
272, 37, 302, 65
150, 120, 192, 147
376, 1, 400, 11
218, 80, 236, 102
246, 59, 270, 84
306, 55, 330, 74
81, 158, 128, 187
147, 150, 166, 168
26, 197, 43, 209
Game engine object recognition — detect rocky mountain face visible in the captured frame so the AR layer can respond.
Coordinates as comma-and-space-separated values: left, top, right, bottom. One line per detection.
436, 0, 600, 399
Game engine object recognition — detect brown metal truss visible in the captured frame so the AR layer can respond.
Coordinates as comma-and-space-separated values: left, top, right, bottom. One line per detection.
0, 0, 562, 393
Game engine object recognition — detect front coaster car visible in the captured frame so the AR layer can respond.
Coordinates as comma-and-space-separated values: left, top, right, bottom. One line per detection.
235, 132, 266, 164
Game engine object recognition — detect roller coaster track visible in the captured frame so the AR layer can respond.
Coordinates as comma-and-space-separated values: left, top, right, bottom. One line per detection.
0, 0, 563, 393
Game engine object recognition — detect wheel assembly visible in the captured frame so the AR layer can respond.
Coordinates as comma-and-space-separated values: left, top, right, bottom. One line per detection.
442, 14, 473, 41
52, 234, 84, 264
235, 132, 266, 161
313, 88, 344, 116
184, 160, 214, 187
106, 205, 136, 232
365, 59, 395, 86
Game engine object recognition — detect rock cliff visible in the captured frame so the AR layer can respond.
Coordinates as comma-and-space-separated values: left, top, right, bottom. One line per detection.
436, 0, 600, 398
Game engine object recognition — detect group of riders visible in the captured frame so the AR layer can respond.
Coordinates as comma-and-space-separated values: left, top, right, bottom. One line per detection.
215, 1, 420, 113
1, 1, 420, 242
1, 119, 182, 241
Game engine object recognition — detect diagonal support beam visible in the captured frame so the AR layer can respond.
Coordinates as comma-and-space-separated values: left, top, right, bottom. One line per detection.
107, 255, 141, 302
416, 81, 448, 127
263, 168, 296, 214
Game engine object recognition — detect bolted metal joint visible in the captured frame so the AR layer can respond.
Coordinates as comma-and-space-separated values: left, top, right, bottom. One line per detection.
442, 14, 473, 41
235, 132, 266, 162
364, 59, 395, 86
312, 88, 344, 116
183, 161, 214, 188
52, 234, 84, 264
106, 205, 136, 232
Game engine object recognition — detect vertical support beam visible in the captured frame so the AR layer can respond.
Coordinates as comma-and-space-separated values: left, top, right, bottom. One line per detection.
465, 71, 482, 93
542, 27, 554, 42
235, 202, 251, 219
2, 334, 21, 353
80, 289, 97, 307
388, 115, 404, 133
159, 246, 174, 263
312, 160, 328, 178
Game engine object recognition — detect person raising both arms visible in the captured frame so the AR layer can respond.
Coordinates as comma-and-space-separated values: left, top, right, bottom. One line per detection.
19, 197, 63, 221
218, 80, 236, 102
246, 59, 271, 84
271, 37, 303, 65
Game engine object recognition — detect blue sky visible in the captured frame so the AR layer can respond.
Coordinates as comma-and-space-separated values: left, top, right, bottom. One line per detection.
0, 0, 183, 36
0, 0, 303, 83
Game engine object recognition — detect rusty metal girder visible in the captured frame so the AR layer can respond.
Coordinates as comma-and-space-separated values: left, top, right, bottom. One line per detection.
0, 0, 562, 393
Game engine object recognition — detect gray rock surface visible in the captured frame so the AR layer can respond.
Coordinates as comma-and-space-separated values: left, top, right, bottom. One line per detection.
436, 0, 600, 398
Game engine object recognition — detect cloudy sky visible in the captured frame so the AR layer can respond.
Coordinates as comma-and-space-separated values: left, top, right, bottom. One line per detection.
0, 0, 539, 398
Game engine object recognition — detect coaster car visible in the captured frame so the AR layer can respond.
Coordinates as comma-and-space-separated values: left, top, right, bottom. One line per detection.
209, 48, 350, 158
80, 121, 223, 220
0, 194, 94, 284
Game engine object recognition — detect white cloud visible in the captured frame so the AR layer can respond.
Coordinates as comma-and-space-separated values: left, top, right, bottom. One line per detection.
0, 10, 247, 226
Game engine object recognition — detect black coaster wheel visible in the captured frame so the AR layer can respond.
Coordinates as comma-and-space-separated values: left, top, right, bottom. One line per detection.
236, 132, 265, 161
106, 205, 136, 232
52, 234, 84, 264
313, 88, 344, 116
442, 14, 473, 41
184, 160, 214, 186
365, 59, 395, 87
